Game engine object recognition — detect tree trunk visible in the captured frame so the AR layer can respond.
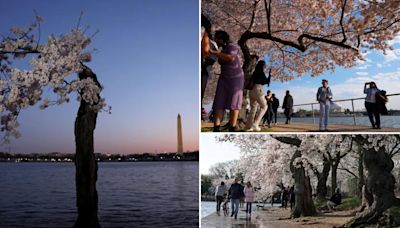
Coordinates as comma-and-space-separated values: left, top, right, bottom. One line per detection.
73, 67, 100, 228
290, 149, 317, 218
237, 32, 259, 128
331, 161, 338, 196
316, 155, 330, 199
345, 147, 400, 227
357, 151, 365, 199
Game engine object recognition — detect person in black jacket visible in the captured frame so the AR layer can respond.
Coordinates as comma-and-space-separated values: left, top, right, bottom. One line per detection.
282, 91, 293, 124
327, 188, 342, 211
272, 94, 279, 125
228, 178, 244, 219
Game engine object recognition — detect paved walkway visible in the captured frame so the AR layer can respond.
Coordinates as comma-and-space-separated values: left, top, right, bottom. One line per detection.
201, 121, 400, 132
202, 207, 354, 228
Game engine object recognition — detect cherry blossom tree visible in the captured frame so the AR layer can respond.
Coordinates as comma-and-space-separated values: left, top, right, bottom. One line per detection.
202, 0, 400, 113
0, 17, 108, 227
217, 134, 400, 225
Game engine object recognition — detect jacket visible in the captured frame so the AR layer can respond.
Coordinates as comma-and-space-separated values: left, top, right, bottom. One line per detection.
282, 95, 293, 109
228, 183, 244, 199
316, 86, 333, 102
244, 186, 255, 202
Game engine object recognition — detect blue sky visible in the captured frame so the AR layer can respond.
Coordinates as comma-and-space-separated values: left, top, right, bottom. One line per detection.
261, 37, 400, 112
1, 0, 199, 154
203, 36, 400, 113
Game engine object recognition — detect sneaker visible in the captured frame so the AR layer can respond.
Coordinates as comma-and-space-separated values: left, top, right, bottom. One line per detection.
246, 128, 254, 132
268, 124, 272, 128
253, 125, 261, 131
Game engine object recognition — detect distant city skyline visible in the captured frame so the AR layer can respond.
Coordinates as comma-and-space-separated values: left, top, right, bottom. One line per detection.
0, 0, 199, 154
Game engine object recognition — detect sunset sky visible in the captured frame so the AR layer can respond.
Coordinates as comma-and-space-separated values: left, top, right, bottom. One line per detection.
1, 0, 199, 154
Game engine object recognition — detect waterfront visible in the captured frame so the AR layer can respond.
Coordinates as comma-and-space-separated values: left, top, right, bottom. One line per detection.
0, 162, 198, 227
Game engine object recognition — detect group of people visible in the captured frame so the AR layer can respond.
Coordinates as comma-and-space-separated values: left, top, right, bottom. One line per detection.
202, 18, 389, 132
279, 185, 295, 210
214, 178, 255, 220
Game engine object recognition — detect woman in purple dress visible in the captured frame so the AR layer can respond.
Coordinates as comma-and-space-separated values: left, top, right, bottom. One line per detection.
209, 30, 244, 132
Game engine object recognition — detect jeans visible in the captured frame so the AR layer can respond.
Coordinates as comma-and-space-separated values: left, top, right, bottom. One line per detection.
231, 198, 240, 218
246, 202, 252, 214
216, 195, 224, 212
273, 109, 278, 123
365, 101, 380, 127
262, 103, 274, 125
319, 101, 331, 129
246, 84, 267, 129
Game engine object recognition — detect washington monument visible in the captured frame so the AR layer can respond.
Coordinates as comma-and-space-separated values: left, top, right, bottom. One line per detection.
177, 114, 183, 154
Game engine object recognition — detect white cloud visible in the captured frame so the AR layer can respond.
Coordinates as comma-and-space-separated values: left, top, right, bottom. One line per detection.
384, 48, 400, 62
356, 72, 369, 76
388, 34, 400, 46
377, 63, 384, 68
272, 71, 400, 110
356, 64, 371, 70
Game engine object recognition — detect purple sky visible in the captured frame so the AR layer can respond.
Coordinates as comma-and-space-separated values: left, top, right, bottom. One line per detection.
1, 0, 199, 154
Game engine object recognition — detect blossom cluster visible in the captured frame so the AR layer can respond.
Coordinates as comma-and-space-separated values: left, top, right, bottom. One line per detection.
0, 17, 107, 139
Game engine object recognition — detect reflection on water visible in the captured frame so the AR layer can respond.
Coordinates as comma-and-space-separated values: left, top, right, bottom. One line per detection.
0, 162, 198, 227
278, 116, 400, 128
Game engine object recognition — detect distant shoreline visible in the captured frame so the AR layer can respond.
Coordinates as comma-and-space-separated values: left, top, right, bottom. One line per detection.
0, 160, 199, 163
0, 151, 199, 163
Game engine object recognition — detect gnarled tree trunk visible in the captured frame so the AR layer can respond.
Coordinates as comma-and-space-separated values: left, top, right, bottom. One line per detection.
273, 136, 317, 218
345, 147, 400, 227
357, 151, 365, 199
73, 67, 101, 228
290, 149, 317, 218
316, 155, 330, 200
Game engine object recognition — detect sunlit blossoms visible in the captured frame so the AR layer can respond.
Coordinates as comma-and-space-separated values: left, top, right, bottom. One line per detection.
0, 17, 108, 140
202, 0, 400, 103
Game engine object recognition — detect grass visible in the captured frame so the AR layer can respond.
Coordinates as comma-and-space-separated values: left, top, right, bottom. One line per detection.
389, 206, 400, 224
336, 196, 361, 210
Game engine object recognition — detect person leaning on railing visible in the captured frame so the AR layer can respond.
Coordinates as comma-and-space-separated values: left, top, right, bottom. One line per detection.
364, 81, 388, 129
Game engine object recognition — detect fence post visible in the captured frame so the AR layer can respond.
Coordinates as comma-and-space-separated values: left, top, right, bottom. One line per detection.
351, 99, 356, 126
311, 103, 315, 124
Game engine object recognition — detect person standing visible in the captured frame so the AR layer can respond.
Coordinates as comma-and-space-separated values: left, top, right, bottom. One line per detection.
281, 187, 288, 209
245, 60, 269, 131
364, 81, 382, 129
228, 178, 244, 219
201, 15, 218, 110
272, 93, 279, 125
289, 185, 295, 210
243, 181, 255, 219
210, 31, 244, 132
316, 79, 333, 131
262, 90, 274, 128
282, 90, 293, 124
215, 181, 227, 216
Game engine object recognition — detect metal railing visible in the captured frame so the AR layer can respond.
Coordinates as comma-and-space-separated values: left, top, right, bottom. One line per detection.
291, 93, 400, 125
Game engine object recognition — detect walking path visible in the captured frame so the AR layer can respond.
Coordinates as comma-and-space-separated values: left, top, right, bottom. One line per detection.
201, 121, 400, 132
202, 207, 355, 228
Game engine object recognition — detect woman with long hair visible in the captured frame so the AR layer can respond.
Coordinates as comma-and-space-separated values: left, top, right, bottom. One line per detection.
243, 181, 255, 219
245, 60, 269, 131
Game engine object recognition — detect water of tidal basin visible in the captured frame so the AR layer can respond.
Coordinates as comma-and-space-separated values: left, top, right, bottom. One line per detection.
0, 162, 199, 227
